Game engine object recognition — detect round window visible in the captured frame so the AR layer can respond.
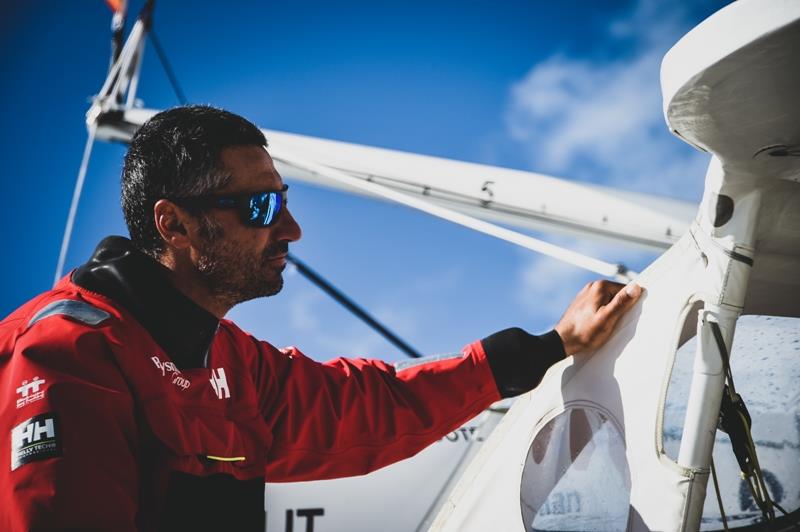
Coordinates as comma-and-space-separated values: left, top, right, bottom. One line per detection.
520, 406, 631, 531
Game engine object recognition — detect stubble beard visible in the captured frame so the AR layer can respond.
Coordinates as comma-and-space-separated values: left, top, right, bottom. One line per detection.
195, 222, 286, 309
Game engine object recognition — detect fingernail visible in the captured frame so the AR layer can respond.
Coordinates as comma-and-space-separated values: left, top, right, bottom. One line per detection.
625, 283, 641, 297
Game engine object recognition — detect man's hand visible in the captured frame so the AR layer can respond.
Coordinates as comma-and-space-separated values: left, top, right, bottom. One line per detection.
554, 280, 643, 356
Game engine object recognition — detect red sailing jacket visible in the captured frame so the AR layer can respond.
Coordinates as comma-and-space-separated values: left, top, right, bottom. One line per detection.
0, 237, 565, 531
0, 277, 502, 530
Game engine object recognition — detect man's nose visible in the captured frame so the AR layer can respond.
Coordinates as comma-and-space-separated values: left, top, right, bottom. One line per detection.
277, 208, 302, 242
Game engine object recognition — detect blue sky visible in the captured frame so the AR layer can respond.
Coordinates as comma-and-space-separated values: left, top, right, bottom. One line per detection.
1, 0, 724, 361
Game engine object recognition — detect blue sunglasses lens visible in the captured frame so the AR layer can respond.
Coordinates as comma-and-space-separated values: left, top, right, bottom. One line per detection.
248, 190, 283, 226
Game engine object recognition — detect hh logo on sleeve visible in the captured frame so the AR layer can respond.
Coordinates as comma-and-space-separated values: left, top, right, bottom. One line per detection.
11, 413, 62, 471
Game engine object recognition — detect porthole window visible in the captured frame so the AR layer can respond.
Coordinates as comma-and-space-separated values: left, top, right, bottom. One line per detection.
520, 406, 631, 531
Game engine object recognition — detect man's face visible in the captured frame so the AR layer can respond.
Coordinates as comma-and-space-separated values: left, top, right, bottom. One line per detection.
192, 145, 302, 308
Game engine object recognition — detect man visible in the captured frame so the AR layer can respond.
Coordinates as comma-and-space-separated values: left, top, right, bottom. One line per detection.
0, 106, 641, 531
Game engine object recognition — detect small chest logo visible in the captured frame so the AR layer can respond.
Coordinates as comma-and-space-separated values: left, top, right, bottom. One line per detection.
151, 355, 191, 390
11, 413, 62, 471
16, 376, 46, 409
209, 368, 230, 399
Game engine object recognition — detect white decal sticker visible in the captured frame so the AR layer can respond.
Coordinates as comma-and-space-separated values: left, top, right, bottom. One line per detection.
16, 376, 46, 409
150, 355, 191, 390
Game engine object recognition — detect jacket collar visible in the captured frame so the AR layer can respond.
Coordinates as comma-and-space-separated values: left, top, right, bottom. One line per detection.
72, 236, 219, 369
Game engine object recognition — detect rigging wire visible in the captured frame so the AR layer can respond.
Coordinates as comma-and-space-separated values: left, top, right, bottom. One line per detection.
148, 30, 188, 105
54, 124, 97, 286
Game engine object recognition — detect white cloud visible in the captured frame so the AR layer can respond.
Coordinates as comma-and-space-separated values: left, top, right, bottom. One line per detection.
504, 0, 711, 202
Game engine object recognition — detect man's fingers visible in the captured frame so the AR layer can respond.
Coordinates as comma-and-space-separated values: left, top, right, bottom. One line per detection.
624, 282, 643, 299
557, 280, 643, 356
598, 282, 643, 321
602, 282, 625, 305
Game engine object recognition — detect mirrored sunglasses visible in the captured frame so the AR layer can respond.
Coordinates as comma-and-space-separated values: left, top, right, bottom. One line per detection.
173, 185, 288, 227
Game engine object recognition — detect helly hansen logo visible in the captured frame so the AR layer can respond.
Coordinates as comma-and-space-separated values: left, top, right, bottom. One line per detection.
16, 376, 46, 409
11, 413, 62, 471
209, 368, 230, 399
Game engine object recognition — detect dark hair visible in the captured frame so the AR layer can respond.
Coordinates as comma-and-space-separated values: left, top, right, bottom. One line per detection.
121, 105, 267, 258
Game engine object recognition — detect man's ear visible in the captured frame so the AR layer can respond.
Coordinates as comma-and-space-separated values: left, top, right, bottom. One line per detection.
153, 199, 193, 250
